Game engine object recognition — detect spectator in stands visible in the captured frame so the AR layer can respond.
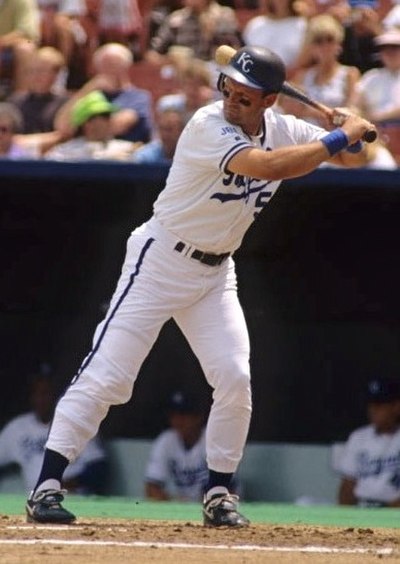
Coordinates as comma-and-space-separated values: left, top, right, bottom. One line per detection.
145, 0, 242, 66
356, 138, 398, 168
0, 103, 35, 159
132, 107, 185, 163
156, 58, 214, 122
96, 0, 143, 58
280, 14, 360, 129
354, 29, 400, 123
353, 28, 400, 163
0, 0, 40, 97
0, 369, 107, 494
336, 377, 400, 507
340, 1, 384, 73
383, 1, 400, 30
7, 47, 69, 134
296, 0, 341, 17
54, 42, 154, 144
46, 90, 141, 160
38, 0, 87, 62
242, 0, 309, 78
145, 0, 182, 50
144, 390, 209, 501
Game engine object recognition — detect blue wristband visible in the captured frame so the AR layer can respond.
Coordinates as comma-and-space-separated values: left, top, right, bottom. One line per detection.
321, 129, 349, 156
346, 140, 363, 154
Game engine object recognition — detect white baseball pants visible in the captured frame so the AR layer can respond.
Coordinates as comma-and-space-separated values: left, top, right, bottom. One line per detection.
47, 218, 252, 474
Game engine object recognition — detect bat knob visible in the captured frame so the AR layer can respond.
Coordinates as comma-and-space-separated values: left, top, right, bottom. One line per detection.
363, 129, 378, 143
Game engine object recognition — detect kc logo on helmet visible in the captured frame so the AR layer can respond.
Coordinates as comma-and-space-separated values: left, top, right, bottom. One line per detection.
236, 52, 254, 74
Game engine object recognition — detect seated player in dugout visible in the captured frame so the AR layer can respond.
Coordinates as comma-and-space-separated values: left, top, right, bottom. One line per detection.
145, 390, 209, 501
145, 390, 241, 501
0, 368, 108, 495
337, 377, 400, 508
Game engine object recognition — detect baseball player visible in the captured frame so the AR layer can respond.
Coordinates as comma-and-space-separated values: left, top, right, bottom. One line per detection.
0, 372, 107, 495
26, 45, 373, 527
145, 391, 209, 502
337, 377, 400, 508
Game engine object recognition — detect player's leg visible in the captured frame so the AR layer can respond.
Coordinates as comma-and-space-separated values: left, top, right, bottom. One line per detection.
26, 231, 175, 523
174, 259, 251, 527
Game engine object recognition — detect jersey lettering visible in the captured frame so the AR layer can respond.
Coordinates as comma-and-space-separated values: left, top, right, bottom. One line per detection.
211, 173, 272, 211
221, 126, 239, 136
357, 450, 400, 478
169, 459, 208, 488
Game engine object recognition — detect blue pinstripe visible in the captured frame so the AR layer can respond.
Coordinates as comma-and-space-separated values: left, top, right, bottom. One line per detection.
71, 237, 155, 384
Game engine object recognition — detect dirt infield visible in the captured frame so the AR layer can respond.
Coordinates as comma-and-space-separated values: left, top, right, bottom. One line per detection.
1, 516, 400, 563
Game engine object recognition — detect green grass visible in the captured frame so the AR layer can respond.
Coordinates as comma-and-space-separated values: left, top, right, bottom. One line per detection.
3, 494, 400, 529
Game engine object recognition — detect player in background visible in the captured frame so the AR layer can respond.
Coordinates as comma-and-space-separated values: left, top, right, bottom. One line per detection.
337, 377, 400, 507
25, 45, 374, 528
145, 390, 209, 501
145, 390, 240, 501
0, 369, 107, 495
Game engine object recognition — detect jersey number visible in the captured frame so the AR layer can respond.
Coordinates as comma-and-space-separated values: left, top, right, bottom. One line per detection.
254, 189, 272, 217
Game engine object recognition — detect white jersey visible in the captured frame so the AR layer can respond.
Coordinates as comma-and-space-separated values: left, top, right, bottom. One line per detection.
242, 16, 308, 68
0, 412, 106, 493
356, 68, 400, 115
145, 429, 208, 501
337, 424, 400, 504
153, 101, 326, 254
301, 66, 350, 112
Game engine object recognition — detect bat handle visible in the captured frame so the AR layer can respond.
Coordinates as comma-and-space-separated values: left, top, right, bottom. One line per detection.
332, 113, 377, 144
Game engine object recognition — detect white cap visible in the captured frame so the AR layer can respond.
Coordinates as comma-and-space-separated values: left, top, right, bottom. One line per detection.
374, 29, 400, 47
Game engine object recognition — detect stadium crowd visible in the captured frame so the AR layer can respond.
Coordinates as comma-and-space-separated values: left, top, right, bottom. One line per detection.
0, 0, 399, 165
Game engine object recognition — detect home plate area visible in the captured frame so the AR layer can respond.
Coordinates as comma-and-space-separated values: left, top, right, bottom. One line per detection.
0, 517, 398, 564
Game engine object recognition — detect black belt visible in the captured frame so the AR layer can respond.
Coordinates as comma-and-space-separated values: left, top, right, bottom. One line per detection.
174, 241, 230, 266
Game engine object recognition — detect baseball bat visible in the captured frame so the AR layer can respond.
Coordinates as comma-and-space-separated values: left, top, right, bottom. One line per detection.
214, 45, 377, 144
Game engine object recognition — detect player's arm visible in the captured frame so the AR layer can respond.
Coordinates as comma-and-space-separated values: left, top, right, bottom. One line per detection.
144, 432, 171, 501
338, 477, 357, 505
228, 115, 371, 180
145, 481, 170, 501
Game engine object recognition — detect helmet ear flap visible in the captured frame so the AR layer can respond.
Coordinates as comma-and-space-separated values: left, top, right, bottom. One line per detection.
217, 73, 226, 93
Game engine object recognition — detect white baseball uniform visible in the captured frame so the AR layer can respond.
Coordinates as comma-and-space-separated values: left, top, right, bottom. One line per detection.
145, 428, 208, 501
0, 412, 105, 493
45, 101, 327, 477
337, 424, 400, 505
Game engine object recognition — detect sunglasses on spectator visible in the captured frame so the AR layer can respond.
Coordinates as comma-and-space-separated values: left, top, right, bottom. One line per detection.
312, 35, 337, 45
379, 44, 400, 51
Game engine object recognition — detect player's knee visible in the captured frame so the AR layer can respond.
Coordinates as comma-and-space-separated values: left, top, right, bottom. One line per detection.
73, 362, 134, 406
212, 356, 251, 406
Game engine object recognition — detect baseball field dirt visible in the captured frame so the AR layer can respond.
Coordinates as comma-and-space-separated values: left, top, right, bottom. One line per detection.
1, 495, 400, 563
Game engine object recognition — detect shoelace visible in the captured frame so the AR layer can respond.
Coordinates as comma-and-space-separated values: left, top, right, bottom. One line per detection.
204, 493, 239, 514
33, 489, 67, 505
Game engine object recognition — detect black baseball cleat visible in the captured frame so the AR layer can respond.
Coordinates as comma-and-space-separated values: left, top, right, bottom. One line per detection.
203, 493, 250, 528
26, 489, 76, 524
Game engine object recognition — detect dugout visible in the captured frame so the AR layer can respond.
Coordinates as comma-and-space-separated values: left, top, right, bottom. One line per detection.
0, 161, 400, 448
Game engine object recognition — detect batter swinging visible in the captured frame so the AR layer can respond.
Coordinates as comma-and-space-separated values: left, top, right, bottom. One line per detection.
26, 46, 374, 527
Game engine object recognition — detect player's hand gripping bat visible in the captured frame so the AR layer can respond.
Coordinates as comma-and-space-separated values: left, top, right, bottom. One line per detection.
215, 45, 377, 144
